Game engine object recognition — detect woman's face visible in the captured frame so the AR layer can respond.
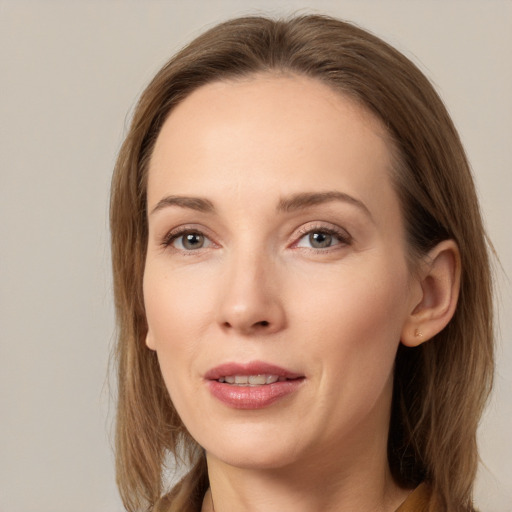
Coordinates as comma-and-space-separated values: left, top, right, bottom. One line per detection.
144, 75, 421, 470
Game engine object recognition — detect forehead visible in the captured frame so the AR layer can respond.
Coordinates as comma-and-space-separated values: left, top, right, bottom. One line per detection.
150, 73, 390, 163
147, 74, 397, 219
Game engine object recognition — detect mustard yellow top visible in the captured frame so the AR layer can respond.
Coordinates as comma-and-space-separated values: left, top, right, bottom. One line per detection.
396, 484, 430, 512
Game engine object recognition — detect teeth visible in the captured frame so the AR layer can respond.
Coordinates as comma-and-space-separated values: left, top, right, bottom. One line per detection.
218, 374, 282, 386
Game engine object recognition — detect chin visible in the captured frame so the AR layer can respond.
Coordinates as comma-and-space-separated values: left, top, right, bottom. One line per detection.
208, 447, 297, 471
202, 428, 304, 470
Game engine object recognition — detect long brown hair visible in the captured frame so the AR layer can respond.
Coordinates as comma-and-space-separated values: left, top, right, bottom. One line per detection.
110, 15, 494, 512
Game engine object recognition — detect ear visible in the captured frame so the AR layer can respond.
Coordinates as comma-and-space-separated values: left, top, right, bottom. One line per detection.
401, 240, 461, 347
145, 330, 156, 351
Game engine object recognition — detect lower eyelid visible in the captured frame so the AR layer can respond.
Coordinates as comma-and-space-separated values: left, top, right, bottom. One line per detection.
294, 226, 351, 245
296, 234, 346, 249
160, 225, 222, 253
161, 231, 196, 248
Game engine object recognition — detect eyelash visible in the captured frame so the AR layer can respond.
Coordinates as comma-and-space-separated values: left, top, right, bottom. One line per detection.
293, 224, 352, 250
160, 224, 352, 252
161, 227, 214, 251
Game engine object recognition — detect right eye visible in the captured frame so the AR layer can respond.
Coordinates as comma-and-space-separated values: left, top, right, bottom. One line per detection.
165, 230, 213, 251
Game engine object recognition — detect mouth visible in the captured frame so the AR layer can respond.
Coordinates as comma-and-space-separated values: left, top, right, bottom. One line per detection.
217, 374, 292, 386
204, 361, 305, 409
204, 361, 303, 383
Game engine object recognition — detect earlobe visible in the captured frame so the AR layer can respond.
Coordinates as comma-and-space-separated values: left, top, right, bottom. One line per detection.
145, 331, 156, 351
401, 240, 461, 347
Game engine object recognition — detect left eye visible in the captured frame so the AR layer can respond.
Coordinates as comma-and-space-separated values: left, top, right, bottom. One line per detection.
296, 230, 344, 249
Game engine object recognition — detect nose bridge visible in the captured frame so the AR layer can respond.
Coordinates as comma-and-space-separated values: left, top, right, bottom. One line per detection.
216, 241, 285, 335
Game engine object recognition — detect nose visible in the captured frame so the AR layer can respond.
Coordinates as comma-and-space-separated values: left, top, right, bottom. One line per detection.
215, 250, 287, 336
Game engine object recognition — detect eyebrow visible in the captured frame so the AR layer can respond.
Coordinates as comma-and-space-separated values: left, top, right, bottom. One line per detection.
150, 190, 372, 219
277, 191, 372, 219
150, 195, 215, 215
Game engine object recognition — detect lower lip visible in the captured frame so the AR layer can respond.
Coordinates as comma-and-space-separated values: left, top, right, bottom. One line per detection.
207, 379, 304, 409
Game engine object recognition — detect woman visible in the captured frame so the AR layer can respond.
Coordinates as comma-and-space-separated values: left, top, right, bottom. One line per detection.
110, 15, 494, 512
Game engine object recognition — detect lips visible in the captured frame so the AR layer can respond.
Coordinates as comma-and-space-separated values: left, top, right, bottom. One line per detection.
205, 361, 302, 381
204, 361, 305, 409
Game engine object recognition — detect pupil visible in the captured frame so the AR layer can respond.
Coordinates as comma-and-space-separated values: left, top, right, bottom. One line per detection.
183, 233, 204, 249
309, 232, 332, 248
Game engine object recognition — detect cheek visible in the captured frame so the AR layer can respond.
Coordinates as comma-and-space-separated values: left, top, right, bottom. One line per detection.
142, 262, 222, 420
144, 262, 216, 346
297, 256, 409, 334
296, 260, 409, 381
143, 266, 207, 422
292, 266, 408, 439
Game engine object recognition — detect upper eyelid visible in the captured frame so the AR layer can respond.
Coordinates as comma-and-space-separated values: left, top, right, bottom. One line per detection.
292, 227, 353, 253
161, 225, 216, 247
294, 222, 352, 241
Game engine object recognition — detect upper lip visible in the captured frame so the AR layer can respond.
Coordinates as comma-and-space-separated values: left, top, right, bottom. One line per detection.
204, 361, 303, 380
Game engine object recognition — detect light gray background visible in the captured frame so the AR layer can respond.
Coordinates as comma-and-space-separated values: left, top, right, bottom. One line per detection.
1, 1, 511, 511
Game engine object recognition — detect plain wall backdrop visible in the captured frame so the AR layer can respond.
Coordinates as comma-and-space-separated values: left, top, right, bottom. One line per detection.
0, 1, 511, 511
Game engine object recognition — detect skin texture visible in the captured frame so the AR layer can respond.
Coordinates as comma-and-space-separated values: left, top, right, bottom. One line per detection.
143, 75, 460, 512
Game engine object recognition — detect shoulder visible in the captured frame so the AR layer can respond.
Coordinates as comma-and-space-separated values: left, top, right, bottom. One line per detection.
396, 484, 430, 512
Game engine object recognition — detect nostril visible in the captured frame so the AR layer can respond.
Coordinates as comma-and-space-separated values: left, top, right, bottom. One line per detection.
222, 320, 269, 330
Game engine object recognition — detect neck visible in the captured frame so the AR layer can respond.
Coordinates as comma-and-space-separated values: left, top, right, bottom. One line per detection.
202, 418, 408, 512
